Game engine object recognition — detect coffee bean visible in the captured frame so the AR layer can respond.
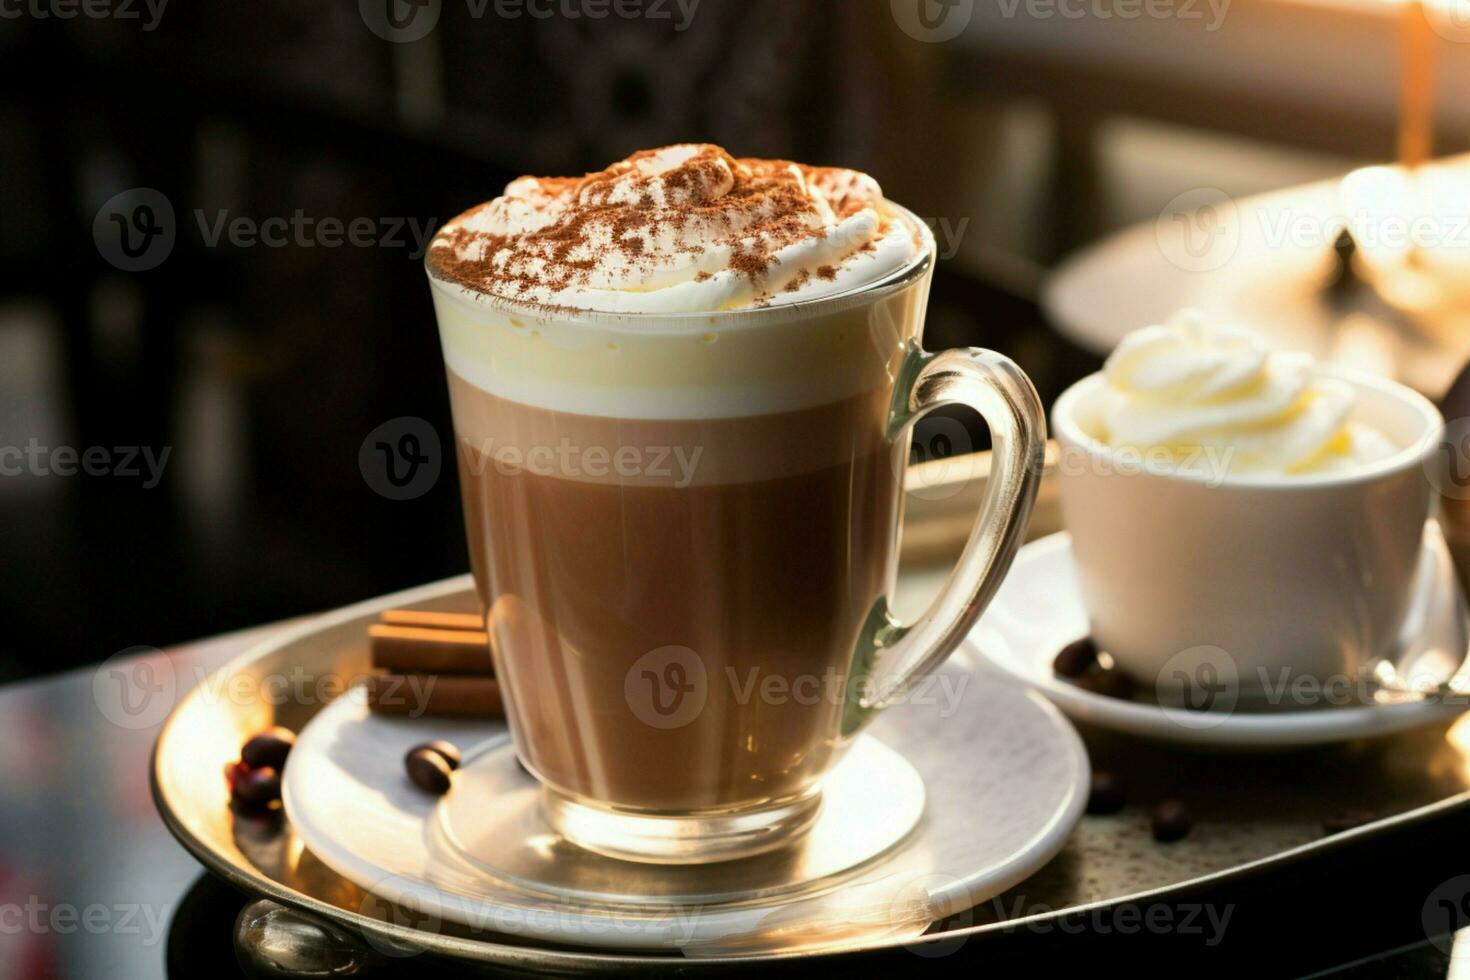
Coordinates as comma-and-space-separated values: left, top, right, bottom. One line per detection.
406, 747, 453, 795
406, 740, 461, 771
1053, 637, 1098, 678
1322, 809, 1378, 836
241, 727, 295, 771
1151, 799, 1192, 842
232, 766, 282, 807
1087, 770, 1126, 815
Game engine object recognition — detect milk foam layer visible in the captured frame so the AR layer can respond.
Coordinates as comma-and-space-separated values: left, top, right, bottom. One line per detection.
429, 251, 932, 420
1099, 311, 1398, 475
427, 195, 936, 421
427, 144, 923, 314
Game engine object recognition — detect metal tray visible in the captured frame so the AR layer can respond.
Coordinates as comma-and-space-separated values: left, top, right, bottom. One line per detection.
151, 448, 1470, 975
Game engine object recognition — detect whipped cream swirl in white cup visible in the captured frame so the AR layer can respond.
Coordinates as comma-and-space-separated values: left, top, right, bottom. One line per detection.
1053, 310, 1443, 702
1098, 311, 1398, 476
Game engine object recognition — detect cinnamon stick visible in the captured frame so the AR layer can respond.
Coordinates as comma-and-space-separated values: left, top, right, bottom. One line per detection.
365, 674, 504, 718
369, 624, 492, 676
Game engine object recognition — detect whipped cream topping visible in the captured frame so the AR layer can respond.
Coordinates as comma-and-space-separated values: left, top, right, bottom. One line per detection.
427, 144, 924, 314
1099, 311, 1398, 475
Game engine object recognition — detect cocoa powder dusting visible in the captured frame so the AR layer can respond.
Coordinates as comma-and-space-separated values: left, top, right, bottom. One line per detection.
784, 269, 812, 293
427, 144, 892, 308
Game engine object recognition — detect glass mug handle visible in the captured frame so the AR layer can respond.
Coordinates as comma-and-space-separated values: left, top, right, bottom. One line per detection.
843, 345, 1045, 735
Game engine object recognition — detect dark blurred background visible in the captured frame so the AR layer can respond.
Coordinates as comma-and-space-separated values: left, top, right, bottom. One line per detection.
1, 0, 1462, 681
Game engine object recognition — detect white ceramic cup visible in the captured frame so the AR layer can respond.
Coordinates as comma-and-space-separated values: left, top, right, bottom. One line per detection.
1052, 365, 1444, 697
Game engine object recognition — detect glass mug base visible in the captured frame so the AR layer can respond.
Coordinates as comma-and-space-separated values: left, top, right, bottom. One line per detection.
541, 786, 824, 865
436, 735, 927, 901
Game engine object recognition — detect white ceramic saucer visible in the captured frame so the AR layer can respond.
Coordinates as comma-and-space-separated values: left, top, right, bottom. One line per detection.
282, 660, 1089, 954
966, 526, 1470, 750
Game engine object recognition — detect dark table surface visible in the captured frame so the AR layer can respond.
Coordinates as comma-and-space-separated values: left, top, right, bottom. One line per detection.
6, 618, 1469, 979
1, 622, 282, 978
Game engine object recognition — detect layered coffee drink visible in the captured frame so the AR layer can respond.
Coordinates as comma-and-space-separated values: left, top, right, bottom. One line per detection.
445, 380, 904, 812
426, 144, 994, 861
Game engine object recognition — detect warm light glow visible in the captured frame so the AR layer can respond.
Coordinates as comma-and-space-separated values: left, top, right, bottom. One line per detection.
1339, 165, 1418, 268
1444, 714, 1470, 780
1270, 0, 1403, 14
1273, 0, 1470, 44
525, 833, 559, 859
1336, 161, 1470, 287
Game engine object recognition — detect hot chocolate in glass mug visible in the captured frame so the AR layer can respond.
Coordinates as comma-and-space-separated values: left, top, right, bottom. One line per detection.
425, 146, 1044, 864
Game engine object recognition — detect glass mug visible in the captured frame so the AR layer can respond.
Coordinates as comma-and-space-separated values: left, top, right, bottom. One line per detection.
427, 208, 1044, 864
